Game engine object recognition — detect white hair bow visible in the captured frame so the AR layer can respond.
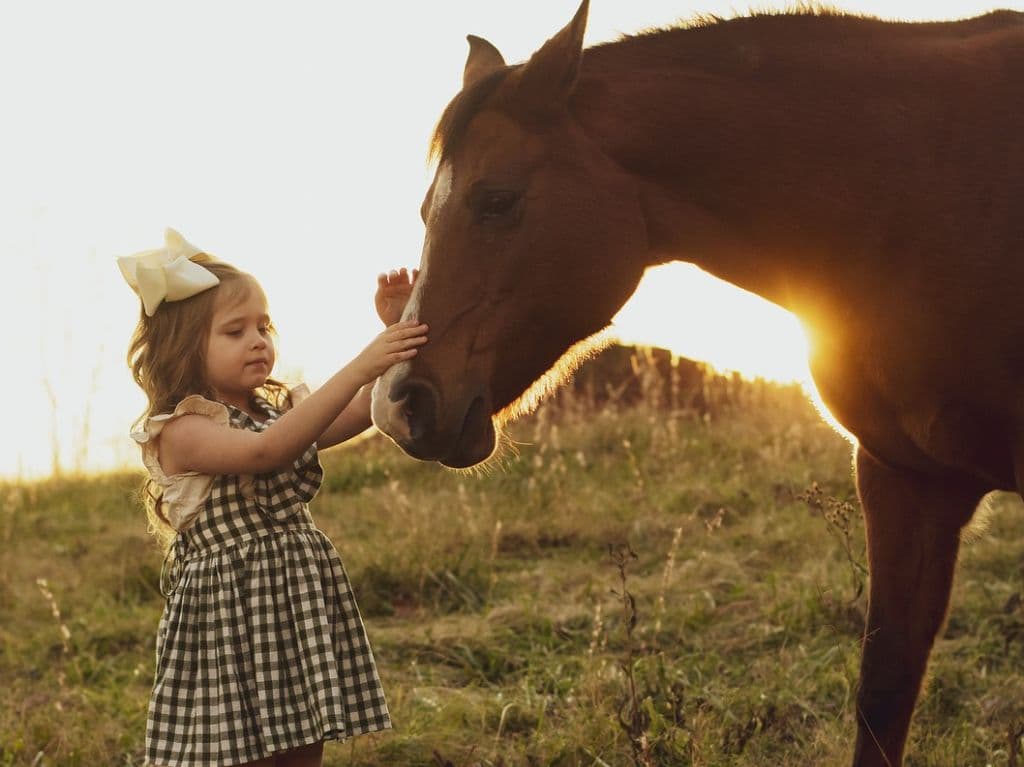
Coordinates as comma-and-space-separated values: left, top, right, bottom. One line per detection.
118, 228, 220, 316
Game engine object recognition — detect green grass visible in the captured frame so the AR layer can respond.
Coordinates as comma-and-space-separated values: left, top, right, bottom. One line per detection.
2, 373, 1022, 766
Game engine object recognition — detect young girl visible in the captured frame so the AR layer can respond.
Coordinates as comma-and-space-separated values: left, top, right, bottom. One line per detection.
121, 228, 426, 767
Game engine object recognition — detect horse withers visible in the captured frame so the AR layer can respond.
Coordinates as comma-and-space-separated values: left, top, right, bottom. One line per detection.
371, 3, 1024, 764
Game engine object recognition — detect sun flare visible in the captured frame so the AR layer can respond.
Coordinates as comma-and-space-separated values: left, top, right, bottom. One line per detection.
5, 0, 997, 480
611, 263, 814, 385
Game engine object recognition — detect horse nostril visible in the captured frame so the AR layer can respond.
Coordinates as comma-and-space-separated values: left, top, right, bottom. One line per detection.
392, 379, 439, 442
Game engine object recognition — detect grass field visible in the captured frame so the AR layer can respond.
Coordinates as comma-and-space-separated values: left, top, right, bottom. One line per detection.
2, 359, 1023, 766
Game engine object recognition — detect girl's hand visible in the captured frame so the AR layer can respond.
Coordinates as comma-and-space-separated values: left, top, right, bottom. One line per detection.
375, 268, 419, 326
351, 320, 428, 383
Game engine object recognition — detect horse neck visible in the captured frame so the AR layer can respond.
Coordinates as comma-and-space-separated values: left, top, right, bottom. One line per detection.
569, 14, 1007, 316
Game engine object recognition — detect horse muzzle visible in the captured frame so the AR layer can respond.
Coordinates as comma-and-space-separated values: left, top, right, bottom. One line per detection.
371, 369, 497, 468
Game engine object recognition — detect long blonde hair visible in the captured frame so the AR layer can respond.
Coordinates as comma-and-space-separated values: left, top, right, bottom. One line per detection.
127, 256, 292, 547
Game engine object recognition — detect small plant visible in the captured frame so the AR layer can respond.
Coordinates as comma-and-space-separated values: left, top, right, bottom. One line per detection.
35, 577, 73, 710
608, 542, 654, 767
798, 482, 867, 604
654, 526, 683, 637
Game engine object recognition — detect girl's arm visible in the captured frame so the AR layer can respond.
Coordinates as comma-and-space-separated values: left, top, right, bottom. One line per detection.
158, 321, 427, 476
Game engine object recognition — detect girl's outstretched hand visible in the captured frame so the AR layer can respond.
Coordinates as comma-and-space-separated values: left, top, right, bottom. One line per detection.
375, 268, 419, 326
352, 319, 428, 383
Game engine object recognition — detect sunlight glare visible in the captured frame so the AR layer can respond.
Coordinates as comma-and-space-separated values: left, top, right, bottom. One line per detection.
3, 0, 1016, 479
611, 264, 813, 384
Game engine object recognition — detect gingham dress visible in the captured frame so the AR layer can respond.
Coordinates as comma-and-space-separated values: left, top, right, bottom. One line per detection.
144, 395, 391, 767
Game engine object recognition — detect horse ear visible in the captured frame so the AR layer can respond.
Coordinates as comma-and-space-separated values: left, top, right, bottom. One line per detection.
512, 0, 590, 109
464, 35, 507, 90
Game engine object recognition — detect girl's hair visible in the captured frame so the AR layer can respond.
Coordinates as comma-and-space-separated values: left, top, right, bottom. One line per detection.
127, 256, 292, 548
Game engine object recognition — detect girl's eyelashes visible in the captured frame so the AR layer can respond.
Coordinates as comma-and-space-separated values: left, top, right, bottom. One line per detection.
226, 325, 272, 337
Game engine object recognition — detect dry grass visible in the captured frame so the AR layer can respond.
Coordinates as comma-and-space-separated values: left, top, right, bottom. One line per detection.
2, 350, 1022, 766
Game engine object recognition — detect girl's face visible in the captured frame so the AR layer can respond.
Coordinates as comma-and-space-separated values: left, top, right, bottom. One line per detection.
205, 286, 276, 411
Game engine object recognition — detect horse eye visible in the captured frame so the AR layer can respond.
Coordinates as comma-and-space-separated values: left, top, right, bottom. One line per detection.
474, 190, 520, 222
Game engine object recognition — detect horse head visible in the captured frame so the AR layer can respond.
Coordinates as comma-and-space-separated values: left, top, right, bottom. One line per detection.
372, 0, 648, 467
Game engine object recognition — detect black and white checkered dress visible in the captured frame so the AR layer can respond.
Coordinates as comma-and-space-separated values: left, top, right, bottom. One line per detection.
145, 396, 391, 767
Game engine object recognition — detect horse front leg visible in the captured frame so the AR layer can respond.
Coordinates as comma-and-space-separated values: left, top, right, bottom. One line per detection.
851, 447, 982, 767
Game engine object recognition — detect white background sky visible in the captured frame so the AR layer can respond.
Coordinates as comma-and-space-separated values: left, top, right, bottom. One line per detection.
1, 0, 1016, 479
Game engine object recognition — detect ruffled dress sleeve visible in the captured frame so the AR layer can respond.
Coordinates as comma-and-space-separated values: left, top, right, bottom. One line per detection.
247, 445, 323, 521
239, 383, 324, 521
131, 395, 230, 532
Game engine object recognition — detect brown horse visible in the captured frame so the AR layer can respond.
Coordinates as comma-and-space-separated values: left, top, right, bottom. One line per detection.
370, 3, 1024, 764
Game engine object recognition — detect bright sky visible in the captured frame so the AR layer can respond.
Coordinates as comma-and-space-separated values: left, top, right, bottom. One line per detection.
2, 0, 1015, 479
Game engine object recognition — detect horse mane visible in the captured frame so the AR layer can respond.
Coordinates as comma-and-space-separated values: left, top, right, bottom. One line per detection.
602, 5, 1024, 60
427, 8, 847, 163
430, 7, 1024, 163
626, 2, 854, 37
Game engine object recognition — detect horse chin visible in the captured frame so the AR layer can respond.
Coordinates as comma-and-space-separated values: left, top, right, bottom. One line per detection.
440, 395, 497, 468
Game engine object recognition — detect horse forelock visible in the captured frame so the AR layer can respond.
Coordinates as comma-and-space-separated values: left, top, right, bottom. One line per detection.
429, 67, 513, 164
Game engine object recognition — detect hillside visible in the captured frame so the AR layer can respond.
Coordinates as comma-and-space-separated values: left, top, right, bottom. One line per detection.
2, 347, 1022, 766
